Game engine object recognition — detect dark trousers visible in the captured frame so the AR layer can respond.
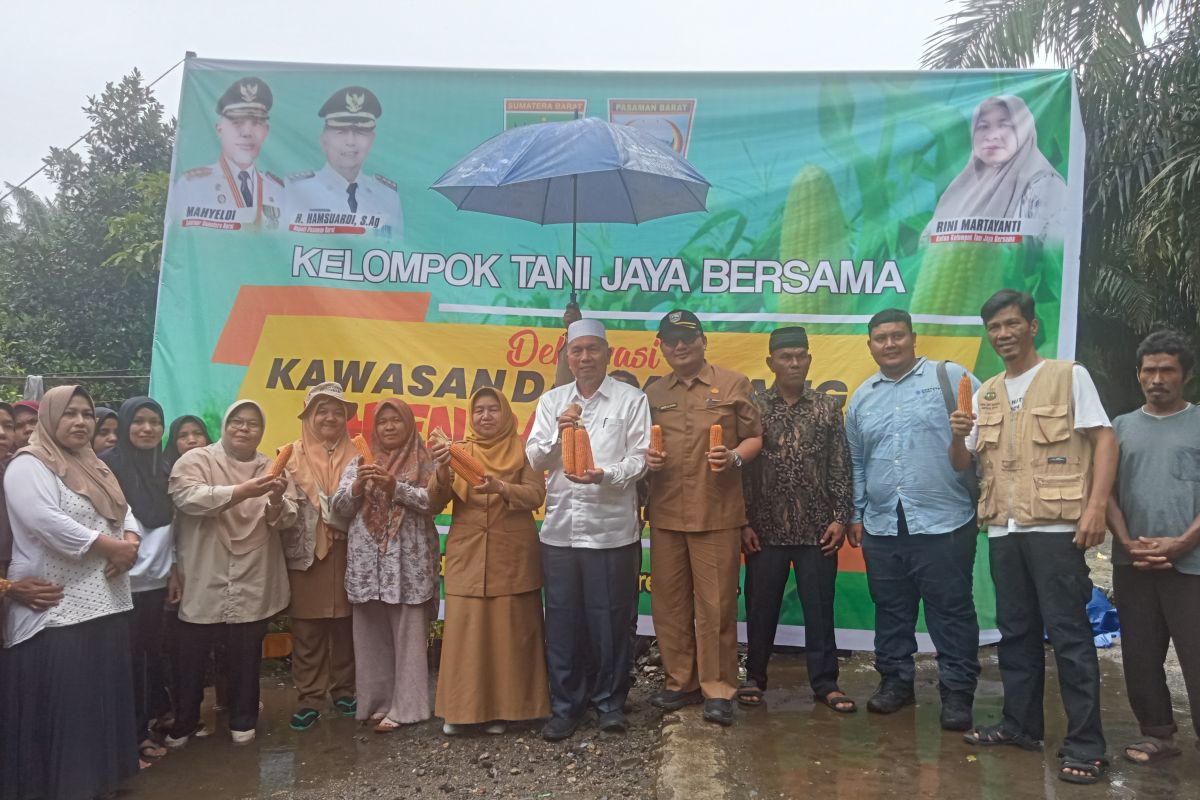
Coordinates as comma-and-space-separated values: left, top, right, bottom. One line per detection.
990, 531, 1104, 760
861, 514, 980, 693
542, 542, 640, 719
1113, 565, 1200, 739
744, 544, 840, 695
131, 588, 170, 740
174, 619, 268, 736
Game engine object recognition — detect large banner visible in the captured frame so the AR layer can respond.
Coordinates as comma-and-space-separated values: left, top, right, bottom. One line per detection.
152, 58, 1084, 650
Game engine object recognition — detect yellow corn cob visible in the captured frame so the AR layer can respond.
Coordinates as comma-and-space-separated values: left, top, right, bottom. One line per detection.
268, 443, 293, 477
562, 425, 577, 475
575, 427, 594, 474
449, 444, 486, 487
957, 374, 973, 415
777, 164, 853, 317
650, 424, 663, 453
352, 434, 374, 465
909, 242, 1018, 318
709, 424, 723, 471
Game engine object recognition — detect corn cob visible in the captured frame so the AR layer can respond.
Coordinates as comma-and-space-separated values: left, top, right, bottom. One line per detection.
709, 424, 723, 471
575, 427, 594, 474
909, 242, 1019, 317
562, 425, 577, 476
777, 164, 854, 317
957, 374, 973, 415
650, 424, 663, 453
430, 427, 486, 487
352, 434, 374, 464
268, 443, 293, 477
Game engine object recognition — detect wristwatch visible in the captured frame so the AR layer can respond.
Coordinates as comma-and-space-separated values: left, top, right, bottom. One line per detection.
731, 451, 744, 469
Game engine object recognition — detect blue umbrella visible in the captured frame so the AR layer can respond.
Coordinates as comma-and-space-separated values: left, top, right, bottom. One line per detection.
431, 116, 710, 303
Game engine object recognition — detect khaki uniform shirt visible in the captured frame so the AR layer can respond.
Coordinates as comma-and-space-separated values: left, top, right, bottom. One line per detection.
645, 362, 763, 532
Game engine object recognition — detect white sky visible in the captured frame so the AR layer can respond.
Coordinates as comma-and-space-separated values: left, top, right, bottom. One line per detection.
1, 0, 980, 200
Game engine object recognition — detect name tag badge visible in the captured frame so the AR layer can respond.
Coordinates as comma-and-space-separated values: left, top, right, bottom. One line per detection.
1047, 456, 1067, 465
657, 403, 678, 412
706, 397, 722, 407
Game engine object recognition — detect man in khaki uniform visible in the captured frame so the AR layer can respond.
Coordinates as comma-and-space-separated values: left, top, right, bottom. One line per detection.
645, 309, 762, 726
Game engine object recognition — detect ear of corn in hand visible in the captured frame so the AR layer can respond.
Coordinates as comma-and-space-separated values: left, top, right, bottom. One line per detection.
709, 424, 723, 471
957, 374, 973, 415
429, 427, 486, 487
351, 434, 374, 465
562, 425, 577, 475
650, 424, 663, 453
575, 427, 594, 474
268, 443, 293, 477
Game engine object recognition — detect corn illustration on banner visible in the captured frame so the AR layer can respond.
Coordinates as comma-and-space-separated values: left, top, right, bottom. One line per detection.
152, 58, 1084, 650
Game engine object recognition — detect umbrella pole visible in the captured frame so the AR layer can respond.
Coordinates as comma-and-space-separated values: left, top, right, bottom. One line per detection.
569, 174, 579, 306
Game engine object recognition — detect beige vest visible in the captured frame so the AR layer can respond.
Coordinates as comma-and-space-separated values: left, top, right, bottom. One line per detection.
975, 359, 1093, 528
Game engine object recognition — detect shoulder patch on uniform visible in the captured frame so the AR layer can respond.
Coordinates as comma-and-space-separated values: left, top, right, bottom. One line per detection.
287, 170, 316, 181
373, 173, 397, 190
184, 166, 213, 179
264, 171, 284, 186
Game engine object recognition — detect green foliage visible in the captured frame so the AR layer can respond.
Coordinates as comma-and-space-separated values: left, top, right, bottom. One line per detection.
925, 0, 1200, 414
0, 70, 174, 403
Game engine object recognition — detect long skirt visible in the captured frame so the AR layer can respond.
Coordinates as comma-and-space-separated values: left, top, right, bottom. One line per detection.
435, 591, 550, 725
353, 600, 431, 723
0, 612, 138, 800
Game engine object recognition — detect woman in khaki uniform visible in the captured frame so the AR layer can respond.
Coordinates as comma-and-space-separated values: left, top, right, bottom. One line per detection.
428, 388, 549, 735
279, 382, 358, 731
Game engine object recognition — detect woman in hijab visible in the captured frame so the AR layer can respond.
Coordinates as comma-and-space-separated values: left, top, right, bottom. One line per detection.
924, 95, 1067, 243
92, 406, 119, 455
165, 415, 212, 470
278, 382, 359, 731
100, 397, 175, 764
331, 399, 439, 732
166, 400, 295, 747
0, 386, 141, 800
428, 388, 549, 735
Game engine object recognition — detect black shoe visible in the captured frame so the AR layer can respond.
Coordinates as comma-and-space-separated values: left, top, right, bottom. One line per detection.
541, 715, 579, 741
940, 690, 974, 731
867, 681, 915, 714
702, 698, 734, 726
649, 688, 703, 711
596, 710, 629, 733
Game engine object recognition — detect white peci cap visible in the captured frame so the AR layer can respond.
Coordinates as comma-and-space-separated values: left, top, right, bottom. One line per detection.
566, 318, 607, 343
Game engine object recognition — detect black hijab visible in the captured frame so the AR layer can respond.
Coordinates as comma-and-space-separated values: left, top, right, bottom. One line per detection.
99, 397, 173, 528
164, 414, 212, 470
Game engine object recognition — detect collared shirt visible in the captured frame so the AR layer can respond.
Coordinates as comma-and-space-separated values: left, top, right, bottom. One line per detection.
846, 357, 979, 536
645, 362, 763, 532
743, 386, 852, 546
284, 163, 404, 237
527, 375, 652, 549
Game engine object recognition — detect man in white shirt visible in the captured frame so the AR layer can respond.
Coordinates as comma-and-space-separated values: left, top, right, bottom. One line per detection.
526, 319, 652, 741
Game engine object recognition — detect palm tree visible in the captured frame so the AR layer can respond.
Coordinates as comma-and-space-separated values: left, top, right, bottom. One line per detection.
924, 1, 1200, 410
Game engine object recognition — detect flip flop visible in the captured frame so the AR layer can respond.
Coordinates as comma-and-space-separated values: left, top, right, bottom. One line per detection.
334, 696, 357, 717
289, 708, 320, 731
814, 691, 857, 714
374, 717, 401, 734
1123, 739, 1182, 764
1059, 756, 1108, 784
735, 683, 764, 707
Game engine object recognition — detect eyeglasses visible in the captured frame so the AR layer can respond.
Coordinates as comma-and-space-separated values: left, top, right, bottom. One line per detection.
227, 419, 262, 431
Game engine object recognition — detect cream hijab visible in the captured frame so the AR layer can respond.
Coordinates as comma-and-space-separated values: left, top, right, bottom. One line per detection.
17, 385, 128, 526
287, 394, 356, 560
931, 95, 1062, 221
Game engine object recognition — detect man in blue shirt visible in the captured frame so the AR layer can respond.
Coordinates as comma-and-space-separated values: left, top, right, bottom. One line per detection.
846, 308, 981, 730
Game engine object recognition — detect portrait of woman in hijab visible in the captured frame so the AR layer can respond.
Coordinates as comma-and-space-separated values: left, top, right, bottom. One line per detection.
923, 95, 1068, 244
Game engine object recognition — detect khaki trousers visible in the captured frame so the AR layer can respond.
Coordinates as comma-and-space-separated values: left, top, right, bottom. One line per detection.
290, 616, 355, 708
649, 527, 741, 700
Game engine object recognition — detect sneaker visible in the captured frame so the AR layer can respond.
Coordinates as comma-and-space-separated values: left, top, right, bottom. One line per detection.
649, 688, 703, 711
442, 722, 464, 736
230, 729, 256, 745
484, 721, 507, 735
867, 681, 916, 714
163, 733, 189, 750
596, 710, 629, 733
193, 722, 212, 739
541, 715, 579, 741
940, 689, 974, 731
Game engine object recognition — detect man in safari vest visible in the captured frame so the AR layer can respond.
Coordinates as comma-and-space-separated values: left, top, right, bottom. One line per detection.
949, 289, 1116, 785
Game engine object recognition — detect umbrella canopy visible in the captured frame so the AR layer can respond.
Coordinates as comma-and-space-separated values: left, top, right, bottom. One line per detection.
430, 116, 710, 225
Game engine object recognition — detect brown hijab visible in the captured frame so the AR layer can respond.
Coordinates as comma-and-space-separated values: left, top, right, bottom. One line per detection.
17, 385, 128, 526
452, 388, 526, 501
362, 399, 433, 551
288, 392, 356, 560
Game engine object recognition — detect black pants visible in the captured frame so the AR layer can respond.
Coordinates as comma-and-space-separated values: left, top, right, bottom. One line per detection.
1113, 565, 1200, 739
542, 542, 640, 719
174, 619, 268, 736
861, 513, 981, 694
131, 588, 170, 741
990, 531, 1104, 760
744, 544, 839, 695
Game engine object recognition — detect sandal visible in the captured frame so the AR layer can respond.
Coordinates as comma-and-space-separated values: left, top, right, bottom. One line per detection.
139, 740, 167, 760
289, 708, 320, 731
374, 717, 401, 734
814, 691, 857, 714
1123, 738, 1181, 764
735, 683, 764, 707
963, 723, 1042, 751
334, 696, 357, 717
1059, 756, 1107, 785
